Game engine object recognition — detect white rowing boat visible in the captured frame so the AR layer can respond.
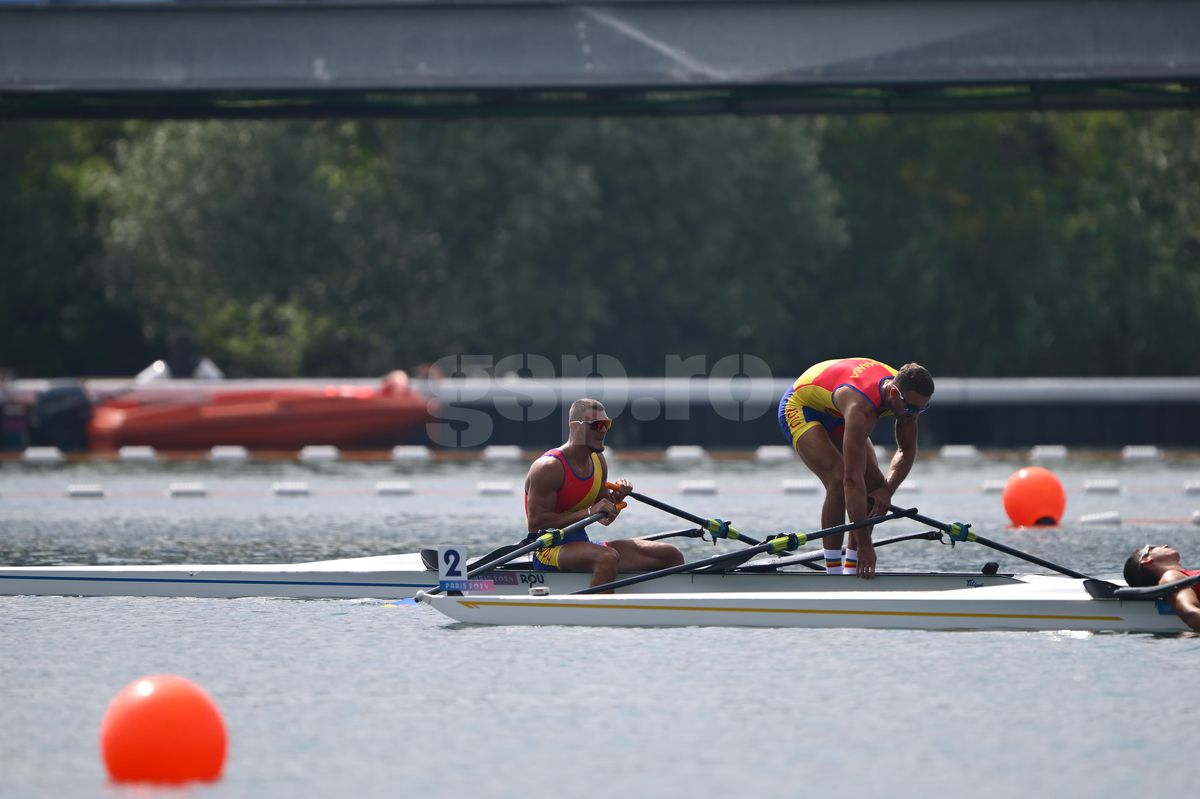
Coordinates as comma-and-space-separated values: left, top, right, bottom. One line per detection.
0, 552, 1011, 600
418, 574, 1192, 633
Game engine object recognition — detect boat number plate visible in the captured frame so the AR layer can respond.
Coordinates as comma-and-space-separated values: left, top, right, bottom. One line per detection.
438, 545, 494, 592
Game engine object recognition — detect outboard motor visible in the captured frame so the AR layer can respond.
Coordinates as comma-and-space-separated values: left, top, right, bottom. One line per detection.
30, 381, 93, 452
1, 384, 32, 451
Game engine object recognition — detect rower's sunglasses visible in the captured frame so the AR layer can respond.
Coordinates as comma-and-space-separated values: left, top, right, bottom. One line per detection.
896, 389, 930, 417
572, 418, 612, 432
1139, 544, 1163, 560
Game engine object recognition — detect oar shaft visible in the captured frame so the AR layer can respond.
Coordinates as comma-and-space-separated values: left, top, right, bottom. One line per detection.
739, 530, 944, 572
895, 507, 1091, 580
615, 486, 762, 546
625, 490, 706, 526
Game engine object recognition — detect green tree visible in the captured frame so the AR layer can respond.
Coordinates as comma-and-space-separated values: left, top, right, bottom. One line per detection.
97, 117, 846, 376
0, 122, 147, 377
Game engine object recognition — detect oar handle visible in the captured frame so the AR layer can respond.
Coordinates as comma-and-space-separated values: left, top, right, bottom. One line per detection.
892, 506, 1092, 580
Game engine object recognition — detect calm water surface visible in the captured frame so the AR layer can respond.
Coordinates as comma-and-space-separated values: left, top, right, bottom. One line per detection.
3, 456, 1199, 798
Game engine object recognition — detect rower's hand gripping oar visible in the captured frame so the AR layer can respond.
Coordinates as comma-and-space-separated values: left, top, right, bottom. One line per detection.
573, 507, 910, 595
420, 511, 608, 598
605, 482, 762, 546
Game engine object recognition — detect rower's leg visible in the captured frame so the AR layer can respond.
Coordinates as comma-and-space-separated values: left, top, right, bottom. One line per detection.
793, 427, 846, 572
606, 539, 684, 572
555, 541, 621, 588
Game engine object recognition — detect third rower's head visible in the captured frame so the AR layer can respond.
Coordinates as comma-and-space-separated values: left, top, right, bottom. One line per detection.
886, 363, 934, 418
568, 398, 612, 453
1124, 544, 1181, 586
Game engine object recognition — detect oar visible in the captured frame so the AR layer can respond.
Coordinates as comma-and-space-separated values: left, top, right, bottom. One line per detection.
734, 530, 945, 573
573, 507, 909, 595
891, 507, 1092, 580
423, 511, 607, 597
606, 482, 762, 546
1085, 572, 1200, 601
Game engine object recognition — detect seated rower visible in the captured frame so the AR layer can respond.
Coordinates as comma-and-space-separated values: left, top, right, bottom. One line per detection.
523, 398, 683, 588
1123, 544, 1200, 631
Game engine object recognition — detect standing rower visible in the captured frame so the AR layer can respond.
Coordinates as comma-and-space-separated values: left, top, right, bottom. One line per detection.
778, 358, 934, 578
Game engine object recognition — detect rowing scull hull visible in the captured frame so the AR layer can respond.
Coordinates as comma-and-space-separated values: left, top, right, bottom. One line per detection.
419, 575, 1189, 632
0, 555, 1023, 600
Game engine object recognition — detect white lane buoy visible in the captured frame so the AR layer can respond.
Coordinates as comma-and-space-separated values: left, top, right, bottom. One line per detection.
1121, 445, 1162, 461
22, 446, 64, 463
482, 446, 523, 462
1028, 445, 1069, 461
391, 446, 432, 461
665, 446, 707, 462
67, 484, 105, 498
375, 481, 414, 496
118, 446, 157, 463
477, 481, 514, 496
981, 480, 1007, 494
755, 446, 795, 462
939, 445, 980, 460
781, 479, 819, 494
680, 480, 717, 495
209, 445, 249, 463
272, 481, 311, 497
1080, 511, 1122, 525
299, 445, 340, 463
1084, 479, 1122, 494
168, 482, 208, 498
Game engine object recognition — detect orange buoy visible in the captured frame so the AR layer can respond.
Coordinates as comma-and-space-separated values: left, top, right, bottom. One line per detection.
100, 674, 227, 784
1002, 466, 1066, 526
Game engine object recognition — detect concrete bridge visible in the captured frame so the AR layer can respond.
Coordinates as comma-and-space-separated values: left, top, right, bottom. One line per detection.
2, 0, 1199, 118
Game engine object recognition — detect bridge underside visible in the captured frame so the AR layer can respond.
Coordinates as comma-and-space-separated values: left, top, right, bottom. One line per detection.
2, 0, 1199, 119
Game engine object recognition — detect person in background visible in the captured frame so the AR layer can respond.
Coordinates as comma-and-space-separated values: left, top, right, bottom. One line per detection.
523, 398, 683, 588
1123, 544, 1200, 631
136, 330, 224, 382
778, 358, 934, 578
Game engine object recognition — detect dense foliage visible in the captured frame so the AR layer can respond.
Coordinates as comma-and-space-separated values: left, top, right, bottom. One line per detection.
1, 112, 1196, 379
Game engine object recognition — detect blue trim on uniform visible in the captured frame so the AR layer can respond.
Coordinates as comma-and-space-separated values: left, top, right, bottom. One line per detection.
777, 388, 794, 441
834, 382, 879, 411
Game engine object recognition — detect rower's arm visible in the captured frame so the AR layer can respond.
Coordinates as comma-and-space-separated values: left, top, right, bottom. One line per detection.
525, 457, 612, 532
1164, 570, 1200, 631
841, 403, 875, 524
887, 414, 920, 493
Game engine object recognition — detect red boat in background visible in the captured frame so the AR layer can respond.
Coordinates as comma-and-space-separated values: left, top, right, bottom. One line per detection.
86, 370, 433, 451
